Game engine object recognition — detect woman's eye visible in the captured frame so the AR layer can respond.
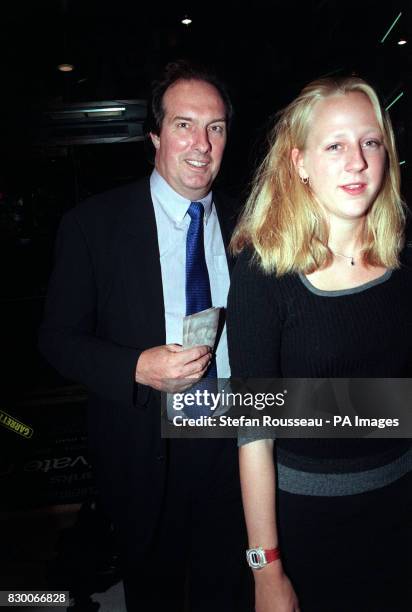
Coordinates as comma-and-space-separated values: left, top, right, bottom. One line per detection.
326, 143, 341, 151
363, 139, 381, 148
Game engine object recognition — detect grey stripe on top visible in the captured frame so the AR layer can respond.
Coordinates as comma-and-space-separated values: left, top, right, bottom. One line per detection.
277, 446, 412, 497
298, 269, 392, 297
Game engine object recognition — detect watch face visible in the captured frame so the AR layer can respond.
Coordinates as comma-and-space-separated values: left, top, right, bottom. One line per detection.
246, 548, 266, 569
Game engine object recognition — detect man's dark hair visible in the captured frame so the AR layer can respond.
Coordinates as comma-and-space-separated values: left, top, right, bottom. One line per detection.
147, 59, 233, 136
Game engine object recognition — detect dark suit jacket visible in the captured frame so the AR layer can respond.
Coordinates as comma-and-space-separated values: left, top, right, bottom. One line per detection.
39, 177, 238, 549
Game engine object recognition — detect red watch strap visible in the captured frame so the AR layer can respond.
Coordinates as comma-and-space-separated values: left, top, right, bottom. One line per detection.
264, 547, 281, 563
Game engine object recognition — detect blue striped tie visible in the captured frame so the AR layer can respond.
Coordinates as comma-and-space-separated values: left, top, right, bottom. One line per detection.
186, 202, 212, 316
185, 202, 217, 416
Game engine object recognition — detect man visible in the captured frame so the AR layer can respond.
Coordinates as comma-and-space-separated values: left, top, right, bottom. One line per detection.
39, 61, 249, 611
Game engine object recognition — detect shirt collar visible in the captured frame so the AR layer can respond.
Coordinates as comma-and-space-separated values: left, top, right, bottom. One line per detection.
150, 169, 213, 226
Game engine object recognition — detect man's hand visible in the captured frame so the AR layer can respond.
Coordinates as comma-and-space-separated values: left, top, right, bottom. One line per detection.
135, 344, 212, 392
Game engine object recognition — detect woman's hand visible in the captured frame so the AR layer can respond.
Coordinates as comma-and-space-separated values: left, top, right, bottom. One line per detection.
239, 441, 300, 610
254, 562, 300, 612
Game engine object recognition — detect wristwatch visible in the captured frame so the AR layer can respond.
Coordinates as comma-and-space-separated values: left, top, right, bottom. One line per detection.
246, 546, 280, 570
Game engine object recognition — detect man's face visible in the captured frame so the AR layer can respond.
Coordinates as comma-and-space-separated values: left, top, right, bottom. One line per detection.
150, 79, 227, 200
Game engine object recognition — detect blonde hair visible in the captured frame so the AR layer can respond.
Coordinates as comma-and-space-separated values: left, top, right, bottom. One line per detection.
231, 76, 405, 275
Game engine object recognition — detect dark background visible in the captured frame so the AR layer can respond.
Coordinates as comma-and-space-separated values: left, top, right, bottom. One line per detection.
0, 0, 410, 509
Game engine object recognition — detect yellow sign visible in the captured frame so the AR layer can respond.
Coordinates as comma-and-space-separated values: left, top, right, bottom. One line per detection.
0, 410, 33, 438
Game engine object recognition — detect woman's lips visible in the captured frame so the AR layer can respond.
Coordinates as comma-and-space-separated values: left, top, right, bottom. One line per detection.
339, 183, 367, 195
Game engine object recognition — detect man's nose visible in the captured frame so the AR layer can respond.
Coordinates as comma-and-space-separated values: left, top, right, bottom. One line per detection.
345, 144, 368, 173
193, 127, 211, 153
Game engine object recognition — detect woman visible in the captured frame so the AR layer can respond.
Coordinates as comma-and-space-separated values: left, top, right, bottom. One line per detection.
227, 76, 412, 612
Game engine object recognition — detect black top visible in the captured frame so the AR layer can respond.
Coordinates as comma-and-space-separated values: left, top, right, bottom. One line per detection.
227, 248, 412, 463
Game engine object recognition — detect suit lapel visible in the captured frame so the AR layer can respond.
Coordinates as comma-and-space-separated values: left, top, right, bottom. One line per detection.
213, 191, 238, 274
120, 179, 166, 348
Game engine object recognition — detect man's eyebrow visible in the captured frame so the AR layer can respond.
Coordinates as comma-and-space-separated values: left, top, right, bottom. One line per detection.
172, 115, 227, 123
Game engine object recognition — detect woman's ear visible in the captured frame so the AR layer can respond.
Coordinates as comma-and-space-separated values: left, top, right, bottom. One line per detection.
291, 148, 309, 182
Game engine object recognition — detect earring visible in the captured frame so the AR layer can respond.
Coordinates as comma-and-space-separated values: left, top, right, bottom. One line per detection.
300, 176, 309, 185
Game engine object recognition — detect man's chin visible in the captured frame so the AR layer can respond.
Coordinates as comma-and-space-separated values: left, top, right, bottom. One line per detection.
182, 178, 214, 198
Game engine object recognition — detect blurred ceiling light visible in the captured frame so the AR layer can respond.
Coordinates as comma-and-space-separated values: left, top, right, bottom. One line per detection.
58, 63, 74, 72
181, 15, 192, 25
380, 12, 402, 43
385, 91, 404, 111
398, 39, 407, 45
49, 106, 127, 120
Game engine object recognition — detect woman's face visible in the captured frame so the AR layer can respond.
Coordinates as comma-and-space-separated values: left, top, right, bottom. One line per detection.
293, 91, 387, 224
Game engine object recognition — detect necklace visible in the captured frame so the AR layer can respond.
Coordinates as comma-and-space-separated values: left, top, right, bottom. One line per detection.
331, 250, 355, 266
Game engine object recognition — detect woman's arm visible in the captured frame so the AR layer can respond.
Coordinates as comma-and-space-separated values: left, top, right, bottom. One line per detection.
228, 250, 300, 610
240, 439, 300, 612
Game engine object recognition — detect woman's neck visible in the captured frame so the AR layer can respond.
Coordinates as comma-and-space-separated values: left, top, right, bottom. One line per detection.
327, 217, 365, 259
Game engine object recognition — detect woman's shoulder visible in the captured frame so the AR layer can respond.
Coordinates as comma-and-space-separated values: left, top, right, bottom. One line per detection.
233, 247, 299, 288
231, 250, 303, 311
399, 223, 412, 266
394, 261, 412, 288
399, 249, 412, 270
233, 247, 276, 277
233, 246, 257, 266
232, 247, 263, 278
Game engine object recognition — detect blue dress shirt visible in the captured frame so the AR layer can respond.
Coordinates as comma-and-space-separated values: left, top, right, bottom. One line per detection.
150, 169, 231, 378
